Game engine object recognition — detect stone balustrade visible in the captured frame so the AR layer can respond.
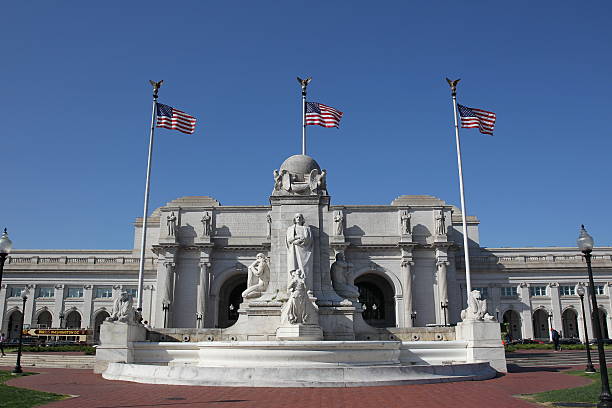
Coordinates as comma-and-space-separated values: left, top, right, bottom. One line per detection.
7, 256, 154, 265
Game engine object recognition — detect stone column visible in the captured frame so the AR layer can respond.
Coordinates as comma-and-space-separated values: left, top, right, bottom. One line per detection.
398, 255, 414, 327
142, 285, 154, 325
436, 261, 449, 324
197, 260, 211, 328
434, 245, 450, 325
549, 282, 562, 334
490, 284, 501, 320
518, 283, 534, 339
53, 284, 65, 327
162, 260, 176, 327
82, 285, 93, 328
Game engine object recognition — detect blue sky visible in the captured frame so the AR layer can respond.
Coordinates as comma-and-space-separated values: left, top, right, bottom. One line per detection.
2, 1, 611, 249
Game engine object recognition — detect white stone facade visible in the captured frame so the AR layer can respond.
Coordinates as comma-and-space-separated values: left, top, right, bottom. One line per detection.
2, 156, 611, 343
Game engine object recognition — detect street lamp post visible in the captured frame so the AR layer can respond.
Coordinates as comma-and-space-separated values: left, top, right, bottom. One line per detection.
411, 311, 417, 327
162, 304, 169, 328
577, 284, 596, 373
59, 312, 65, 329
441, 302, 448, 326
0, 229, 13, 288
12, 290, 27, 374
578, 225, 612, 408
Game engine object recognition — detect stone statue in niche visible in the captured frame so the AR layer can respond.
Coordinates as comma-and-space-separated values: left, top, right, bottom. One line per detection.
400, 210, 411, 235
241, 253, 270, 298
166, 212, 177, 236
281, 269, 318, 325
435, 210, 446, 236
330, 252, 359, 301
106, 291, 136, 324
333, 210, 344, 236
286, 213, 313, 283
461, 290, 494, 321
201, 212, 211, 237
266, 212, 272, 238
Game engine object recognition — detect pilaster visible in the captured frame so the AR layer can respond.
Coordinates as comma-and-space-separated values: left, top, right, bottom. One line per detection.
548, 282, 562, 334
24, 285, 35, 326
53, 284, 65, 327
518, 283, 534, 339
82, 284, 93, 328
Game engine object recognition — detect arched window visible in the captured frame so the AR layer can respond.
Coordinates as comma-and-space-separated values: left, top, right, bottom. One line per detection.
502, 310, 522, 340
562, 309, 579, 338
37, 311, 52, 328
593, 308, 609, 339
94, 311, 110, 343
355, 274, 396, 328
532, 309, 550, 339
65, 310, 82, 329
7, 310, 23, 340
217, 275, 247, 328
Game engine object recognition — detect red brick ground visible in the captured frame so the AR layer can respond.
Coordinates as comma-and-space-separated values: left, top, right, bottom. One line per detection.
1, 364, 593, 408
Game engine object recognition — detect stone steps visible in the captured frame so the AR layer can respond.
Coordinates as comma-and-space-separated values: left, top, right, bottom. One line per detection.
506, 350, 612, 367
0, 354, 94, 369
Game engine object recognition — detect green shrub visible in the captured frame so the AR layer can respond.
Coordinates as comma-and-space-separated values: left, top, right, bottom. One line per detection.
5, 345, 95, 354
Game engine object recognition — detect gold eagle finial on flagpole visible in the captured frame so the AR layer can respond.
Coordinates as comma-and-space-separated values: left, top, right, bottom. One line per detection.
446, 78, 460, 96
149, 80, 164, 99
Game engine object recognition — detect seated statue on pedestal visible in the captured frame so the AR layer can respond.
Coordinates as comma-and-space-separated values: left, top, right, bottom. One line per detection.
241, 253, 270, 298
331, 252, 359, 301
106, 291, 136, 324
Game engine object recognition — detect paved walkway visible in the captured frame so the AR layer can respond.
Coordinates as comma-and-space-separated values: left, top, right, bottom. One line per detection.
1, 363, 593, 408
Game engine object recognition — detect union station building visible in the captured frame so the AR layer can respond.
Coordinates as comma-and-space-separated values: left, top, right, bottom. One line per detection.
2, 154, 611, 343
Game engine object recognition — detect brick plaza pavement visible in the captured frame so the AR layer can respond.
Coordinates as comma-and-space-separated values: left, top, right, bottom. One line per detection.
1, 364, 593, 408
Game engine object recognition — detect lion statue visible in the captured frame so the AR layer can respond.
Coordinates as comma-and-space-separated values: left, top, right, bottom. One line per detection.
460, 290, 494, 321
105, 290, 136, 324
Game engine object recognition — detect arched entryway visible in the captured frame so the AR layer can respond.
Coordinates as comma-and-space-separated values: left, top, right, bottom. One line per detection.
562, 308, 579, 338
217, 274, 247, 328
594, 308, 610, 339
94, 311, 110, 343
532, 309, 550, 339
503, 310, 522, 340
36, 310, 52, 328
6, 310, 23, 340
65, 310, 82, 329
355, 274, 396, 328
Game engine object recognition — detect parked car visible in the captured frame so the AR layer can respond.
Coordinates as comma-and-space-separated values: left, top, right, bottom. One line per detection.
508, 338, 546, 345
589, 338, 612, 345
559, 338, 582, 345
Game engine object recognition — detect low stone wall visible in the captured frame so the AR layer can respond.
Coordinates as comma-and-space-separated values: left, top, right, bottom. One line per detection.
147, 326, 457, 343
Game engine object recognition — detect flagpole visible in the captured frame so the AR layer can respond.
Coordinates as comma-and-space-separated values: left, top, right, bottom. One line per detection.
297, 77, 311, 155
136, 80, 162, 314
447, 78, 473, 304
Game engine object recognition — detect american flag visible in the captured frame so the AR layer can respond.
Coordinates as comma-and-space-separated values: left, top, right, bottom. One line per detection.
458, 104, 496, 135
305, 102, 343, 128
156, 103, 197, 134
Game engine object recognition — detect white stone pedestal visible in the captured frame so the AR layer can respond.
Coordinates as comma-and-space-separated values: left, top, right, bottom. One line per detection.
276, 324, 323, 341
455, 319, 507, 373
94, 321, 147, 373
